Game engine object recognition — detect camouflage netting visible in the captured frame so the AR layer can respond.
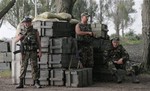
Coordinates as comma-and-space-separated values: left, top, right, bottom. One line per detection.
32, 12, 79, 24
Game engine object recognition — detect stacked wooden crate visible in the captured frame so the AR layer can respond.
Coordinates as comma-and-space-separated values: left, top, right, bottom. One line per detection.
65, 68, 93, 87
31, 20, 78, 86
91, 23, 114, 82
22, 20, 93, 87
0, 42, 12, 63
48, 37, 77, 86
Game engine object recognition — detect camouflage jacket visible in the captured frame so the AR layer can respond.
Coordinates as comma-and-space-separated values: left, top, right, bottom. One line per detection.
20, 26, 38, 51
76, 23, 93, 44
106, 45, 129, 63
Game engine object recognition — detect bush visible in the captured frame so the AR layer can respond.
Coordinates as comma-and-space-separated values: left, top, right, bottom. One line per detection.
125, 30, 141, 41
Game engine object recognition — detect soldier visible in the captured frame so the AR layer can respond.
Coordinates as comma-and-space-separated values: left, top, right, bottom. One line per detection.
105, 37, 140, 83
15, 16, 42, 88
75, 12, 94, 68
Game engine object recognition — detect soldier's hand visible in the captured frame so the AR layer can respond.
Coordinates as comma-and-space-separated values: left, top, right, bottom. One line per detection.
92, 32, 96, 37
88, 32, 93, 36
116, 58, 123, 64
38, 51, 42, 58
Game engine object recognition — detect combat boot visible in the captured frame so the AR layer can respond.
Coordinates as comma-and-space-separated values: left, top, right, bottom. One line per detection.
34, 80, 41, 88
16, 78, 24, 89
114, 71, 122, 83
131, 73, 140, 83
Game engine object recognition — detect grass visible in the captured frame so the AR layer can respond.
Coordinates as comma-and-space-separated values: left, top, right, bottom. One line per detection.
121, 39, 142, 45
0, 70, 11, 78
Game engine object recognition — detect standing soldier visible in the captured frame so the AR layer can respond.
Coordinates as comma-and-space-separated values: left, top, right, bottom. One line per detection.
15, 16, 42, 88
75, 12, 94, 68
105, 37, 140, 83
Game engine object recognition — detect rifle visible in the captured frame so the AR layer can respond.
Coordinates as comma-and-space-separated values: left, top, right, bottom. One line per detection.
13, 28, 29, 55
13, 44, 24, 54
13, 50, 21, 54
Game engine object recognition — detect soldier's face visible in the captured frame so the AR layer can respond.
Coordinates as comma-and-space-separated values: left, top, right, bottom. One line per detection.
23, 22, 32, 28
81, 16, 88, 23
112, 41, 119, 48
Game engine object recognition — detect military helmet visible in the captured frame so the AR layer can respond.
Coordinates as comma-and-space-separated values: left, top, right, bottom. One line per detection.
22, 16, 32, 22
81, 12, 90, 17
112, 37, 120, 42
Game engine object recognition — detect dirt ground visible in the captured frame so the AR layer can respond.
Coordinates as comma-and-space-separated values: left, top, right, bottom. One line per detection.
0, 74, 150, 91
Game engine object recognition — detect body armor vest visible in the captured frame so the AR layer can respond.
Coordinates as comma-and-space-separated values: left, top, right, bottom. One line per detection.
76, 23, 92, 43
20, 26, 38, 51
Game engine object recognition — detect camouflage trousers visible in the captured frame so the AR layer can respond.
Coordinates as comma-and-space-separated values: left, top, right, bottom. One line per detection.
20, 51, 39, 80
78, 45, 94, 68
108, 60, 139, 75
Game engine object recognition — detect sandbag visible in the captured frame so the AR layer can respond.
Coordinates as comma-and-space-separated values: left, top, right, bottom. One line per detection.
56, 12, 72, 21
39, 12, 57, 19
69, 19, 79, 24
32, 15, 59, 22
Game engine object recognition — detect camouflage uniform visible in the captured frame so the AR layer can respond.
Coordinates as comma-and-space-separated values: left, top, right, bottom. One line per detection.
107, 45, 128, 72
19, 26, 39, 80
105, 44, 140, 83
76, 23, 94, 68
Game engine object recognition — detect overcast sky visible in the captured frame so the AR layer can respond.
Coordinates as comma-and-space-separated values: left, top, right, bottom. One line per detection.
0, 0, 143, 39
0, 21, 16, 39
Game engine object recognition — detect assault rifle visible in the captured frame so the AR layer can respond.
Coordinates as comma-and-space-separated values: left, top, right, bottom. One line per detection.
13, 44, 24, 54
13, 27, 29, 54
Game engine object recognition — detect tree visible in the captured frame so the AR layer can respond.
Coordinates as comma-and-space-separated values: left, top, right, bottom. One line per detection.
72, 0, 98, 22
4, 0, 34, 27
107, 0, 136, 37
96, 0, 112, 24
0, 0, 56, 28
72, 0, 88, 20
0, 0, 16, 27
119, 0, 135, 37
142, 0, 150, 70
88, 0, 98, 24
0, 0, 16, 19
55, 0, 77, 15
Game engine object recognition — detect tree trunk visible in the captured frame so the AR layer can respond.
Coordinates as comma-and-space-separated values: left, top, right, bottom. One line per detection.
0, 0, 16, 19
122, 29, 125, 37
99, 0, 103, 24
56, 0, 76, 15
121, 24, 125, 37
0, 18, 4, 27
116, 25, 120, 38
142, 0, 150, 70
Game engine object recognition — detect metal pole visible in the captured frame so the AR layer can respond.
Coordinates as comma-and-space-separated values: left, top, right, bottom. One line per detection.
90, 0, 92, 24
35, 0, 37, 17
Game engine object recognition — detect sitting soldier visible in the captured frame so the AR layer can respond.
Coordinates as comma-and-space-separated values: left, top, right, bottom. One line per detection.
105, 37, 140, 83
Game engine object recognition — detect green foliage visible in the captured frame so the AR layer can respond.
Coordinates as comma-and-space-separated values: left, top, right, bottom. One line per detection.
0, 70, 11, 78
1, 0, 55, 27
125, 29, 141, 41
121, 30, 142, 45
72, 0, 88, 20
72, 0, 98, 21
110, 30, 142, 45
107, 0, 136, 37
96, 0, 112, 23
121, 39, 142, 45
0, 0, 10, 10
109, 33, 118, 39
